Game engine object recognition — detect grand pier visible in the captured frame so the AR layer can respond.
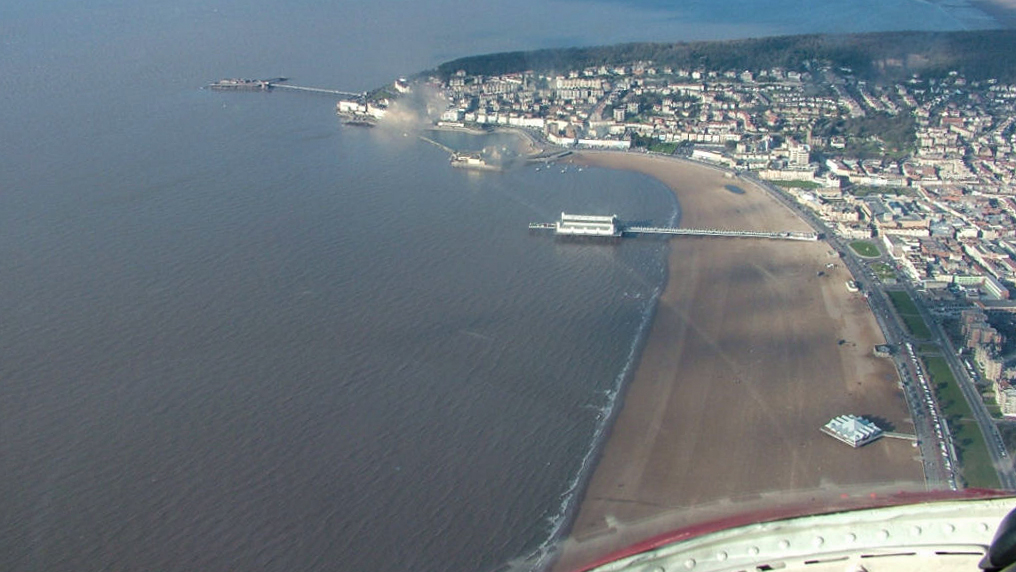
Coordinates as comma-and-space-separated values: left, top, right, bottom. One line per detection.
529, 212, 819, 242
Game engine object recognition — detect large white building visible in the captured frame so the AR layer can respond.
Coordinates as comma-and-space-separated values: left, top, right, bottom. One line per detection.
788, 142, 811, 168
555, 213, 621, 237
821, 415, 883, 447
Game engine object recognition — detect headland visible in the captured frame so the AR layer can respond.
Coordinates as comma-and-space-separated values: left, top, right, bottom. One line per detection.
551, 151, 923, 571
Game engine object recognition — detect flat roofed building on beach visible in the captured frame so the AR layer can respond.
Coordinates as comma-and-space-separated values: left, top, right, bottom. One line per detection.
821, 414, 883, 447
873, 344, 894, 358
555, 213, 622, 237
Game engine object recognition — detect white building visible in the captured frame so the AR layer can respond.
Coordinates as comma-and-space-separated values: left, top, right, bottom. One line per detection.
821, 415, 883, 447
691, 149, 727, 164
576, 138, 631, 150
555, 213, 621, 237
788, 142, 811, 168
997, 384, 1016, 417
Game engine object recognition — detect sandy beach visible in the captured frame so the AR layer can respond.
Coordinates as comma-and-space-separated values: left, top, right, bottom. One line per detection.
553, 152, 924, 571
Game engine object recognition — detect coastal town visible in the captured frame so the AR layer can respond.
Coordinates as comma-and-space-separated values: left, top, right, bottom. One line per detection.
347, 60, 1016, 432
330, 50, 1016, 498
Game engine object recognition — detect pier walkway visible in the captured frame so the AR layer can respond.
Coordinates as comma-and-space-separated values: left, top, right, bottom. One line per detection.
419, 136, 455, 154
269, 83, 363, 97
625, 226, 818, 241
529, 213, 819, 242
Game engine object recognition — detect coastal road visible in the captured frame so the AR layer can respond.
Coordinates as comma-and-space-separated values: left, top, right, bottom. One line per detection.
831, 244, 955, 487
843, 257, 958, 489
740, 171, 1014, 490
862, 282, 956, 489
901, 280, 1016, 490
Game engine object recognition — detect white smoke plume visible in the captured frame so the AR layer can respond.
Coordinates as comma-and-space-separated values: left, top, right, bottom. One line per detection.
375, 81, 448, 135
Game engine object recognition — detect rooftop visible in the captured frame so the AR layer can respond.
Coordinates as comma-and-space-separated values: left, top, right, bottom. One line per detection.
821, 414, 883, 447
555, 212, 622, 237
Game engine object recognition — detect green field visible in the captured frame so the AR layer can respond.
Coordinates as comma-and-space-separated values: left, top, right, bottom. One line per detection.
850, 186, 915, 197
870, 261, 896, 280
923, 355, 1000, 489
646, 141, 679, 154
849, 240, 881, 258
887, 290, 933, 340
775, 180, 821, 189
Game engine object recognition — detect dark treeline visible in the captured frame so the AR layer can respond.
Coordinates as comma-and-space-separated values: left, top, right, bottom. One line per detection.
431, 30, 1016, 82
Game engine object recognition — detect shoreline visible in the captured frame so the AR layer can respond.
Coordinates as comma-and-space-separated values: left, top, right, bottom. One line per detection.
528, 277, 668, 572
548, 150, 925, 571
969, 0, 1016, 28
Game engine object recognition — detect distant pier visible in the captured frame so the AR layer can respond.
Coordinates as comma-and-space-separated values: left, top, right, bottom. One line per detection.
207, 77, 363, 97
269, 83, 364, 97
529, 213, 819, 242
419, 136, 455, 154
207, 78, 283, 90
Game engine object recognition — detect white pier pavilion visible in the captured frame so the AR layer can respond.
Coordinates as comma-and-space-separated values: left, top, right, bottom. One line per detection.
821, 415, 884, 448
555, 213, 622, 237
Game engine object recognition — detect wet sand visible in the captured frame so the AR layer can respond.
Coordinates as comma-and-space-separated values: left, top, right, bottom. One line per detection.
554, 152, 923, 571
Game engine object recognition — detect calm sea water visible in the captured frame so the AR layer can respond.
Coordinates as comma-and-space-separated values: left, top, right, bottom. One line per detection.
0, 1, 1002, 570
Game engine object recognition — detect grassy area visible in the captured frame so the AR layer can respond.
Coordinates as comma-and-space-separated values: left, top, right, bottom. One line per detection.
775, 180, 821, 189
923, 355, 1000, 489
941, 317, 964, 347
849, 186, 916, 197
887, 289, 920, 314
849, 240, 881, 258
646, 141, 679, 154
870, 261, 896, 280
631, 134, 680, 155
887, 290, 933, 340
917, 343, 940, 354
952, 421, 1001, 488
